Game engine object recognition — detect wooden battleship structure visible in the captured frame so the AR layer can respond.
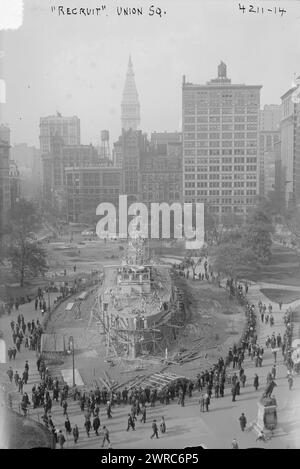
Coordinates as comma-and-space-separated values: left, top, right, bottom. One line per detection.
88, 237, 185, 360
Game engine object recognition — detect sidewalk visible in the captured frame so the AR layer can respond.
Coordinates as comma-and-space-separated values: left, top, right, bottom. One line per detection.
0, 283, 299, 449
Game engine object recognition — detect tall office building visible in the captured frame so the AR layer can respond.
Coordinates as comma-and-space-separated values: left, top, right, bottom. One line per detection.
0, 124, 11, 227
39, 113, 80, 154
258, 104, 281, 197
9, 160, 21, 207
151, 131, 182, 146
121, 129, 148, 204
0, 124, 10, 144
258, 130, 280, 196
182, 62, 262, 217
65, 166, 122, 223
121, 56, 140, 132
280, 84, 300, 207
0, 140, 11, 223
10, 144, 42, 200
259, 104, 281, 131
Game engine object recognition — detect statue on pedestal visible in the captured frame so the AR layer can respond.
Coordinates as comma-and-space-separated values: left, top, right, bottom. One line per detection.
253, 381, 278, 436
263, 379, 277, 399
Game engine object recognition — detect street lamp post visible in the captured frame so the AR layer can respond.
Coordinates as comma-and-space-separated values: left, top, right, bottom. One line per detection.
68, 336, 75, 387
47, 283, 50, 312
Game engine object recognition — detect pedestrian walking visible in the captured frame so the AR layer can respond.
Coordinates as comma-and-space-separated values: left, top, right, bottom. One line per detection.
62, 399, 68, 416
7, 367, 13, 383
231, 385, 237, 402
93, 416, 100, 436
64, 417, 72, 435
239, 413, 247, 431
18, 377, 24, 394
159, 416, 166, 434
73, 424, 79, 443
102, 426, 110, 448
253, 374, 259, 391
204, 393, 210, 411
106, 400, 112, 419
271, 365, 276, 380
57, 430, 66, 449
141, 405, 146, 423
84, 417, 91, 437
127, 414, 135, 431
150, 420, 159, 439
199, 394, 205, 412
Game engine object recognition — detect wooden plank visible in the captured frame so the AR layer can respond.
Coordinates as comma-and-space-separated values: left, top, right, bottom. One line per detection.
150, 377, 171, 384
148, 377, 168, 385
152, 373, 172, 380
104, 371, 116, 387
98, 377, 110, 388
113, 375, 144, 391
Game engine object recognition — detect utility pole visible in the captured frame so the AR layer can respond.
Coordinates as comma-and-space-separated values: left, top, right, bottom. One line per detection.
69, 336, 75, 387
47, 283, 50, 312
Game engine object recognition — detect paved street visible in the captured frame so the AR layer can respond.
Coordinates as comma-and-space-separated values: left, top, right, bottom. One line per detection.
0, 280, 299, 449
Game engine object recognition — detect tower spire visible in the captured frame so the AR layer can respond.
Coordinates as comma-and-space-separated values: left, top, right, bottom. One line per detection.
121, 55, 140, 131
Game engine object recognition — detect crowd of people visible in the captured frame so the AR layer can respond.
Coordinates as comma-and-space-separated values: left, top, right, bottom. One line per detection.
4, 271, 298, 449
6, 282, 264, 449
7, 315, 43, 357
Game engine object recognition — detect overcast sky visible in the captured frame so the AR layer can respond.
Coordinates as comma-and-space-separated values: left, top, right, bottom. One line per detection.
1, 0, 300, 148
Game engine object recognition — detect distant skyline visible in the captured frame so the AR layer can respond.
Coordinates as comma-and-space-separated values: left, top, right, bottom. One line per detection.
1, 0, 300, 148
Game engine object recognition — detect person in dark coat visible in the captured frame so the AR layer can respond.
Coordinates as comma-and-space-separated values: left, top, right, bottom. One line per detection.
253, 374, 259, 391
57, 430, 66, 449
102, 426, 110, 448
141, 405, 146, 423
73, 424, 79, 443
84, 417, 91, 437
127, 414, 135, 431
62, 399, 68, 416
65, 417, 72, 435
106, 401, 112, 419
18, 377, 24, 394
231, 385, 236, 402
204, 393, 210, 411
159, 416, 166, 434
150, 420, 159, 439
22, 369, 28, 384
239, 413, 247, 431
93, 416, 100, 436
7, 367, 13, 383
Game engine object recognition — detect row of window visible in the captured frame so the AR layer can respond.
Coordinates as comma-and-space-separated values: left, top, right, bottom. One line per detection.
184, 191, 257, 200
185, 164, 256, 173
184, 181, 256, 188
184, 158, 256, 168
183, 106, 258, 113
184, 122, 258, 130
184, 142, 257, 150
184, 149, 257, 157
185, 173, 256, 181
184, 132, 257, 139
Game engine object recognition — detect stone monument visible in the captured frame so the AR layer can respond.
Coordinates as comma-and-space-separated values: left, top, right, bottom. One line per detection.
253, 395, 278, 436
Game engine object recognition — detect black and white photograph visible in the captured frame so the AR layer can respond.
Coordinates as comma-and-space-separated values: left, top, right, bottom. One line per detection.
0, 0, 300, 452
